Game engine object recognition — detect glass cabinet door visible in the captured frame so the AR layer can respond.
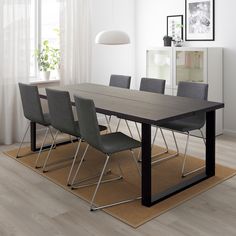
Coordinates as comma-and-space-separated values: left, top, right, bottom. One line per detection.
146, 49, 172, 88
175, 49, 207, 86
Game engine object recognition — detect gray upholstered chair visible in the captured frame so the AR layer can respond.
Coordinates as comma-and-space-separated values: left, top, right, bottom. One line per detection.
159, 81, 208, 177
109, 74, 131, 88
139, 77, 165, 94
71, 95, 141, 211
135, 78, 168, 161
106, 74, 133, 137
44, 88, 106, 185
18, 83, 54, 167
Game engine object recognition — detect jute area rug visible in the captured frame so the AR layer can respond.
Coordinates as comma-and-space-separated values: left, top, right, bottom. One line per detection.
4, 142, 236, 228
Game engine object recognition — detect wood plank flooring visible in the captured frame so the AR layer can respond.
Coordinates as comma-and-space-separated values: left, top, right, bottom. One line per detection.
0, 120, 236, 236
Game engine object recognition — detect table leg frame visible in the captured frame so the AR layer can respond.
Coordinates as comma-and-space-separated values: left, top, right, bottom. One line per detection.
141, 111, 216, 207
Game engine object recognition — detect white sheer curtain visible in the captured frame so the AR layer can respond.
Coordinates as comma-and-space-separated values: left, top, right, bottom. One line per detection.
0, 0, 31, 144
59, 0, 91, 85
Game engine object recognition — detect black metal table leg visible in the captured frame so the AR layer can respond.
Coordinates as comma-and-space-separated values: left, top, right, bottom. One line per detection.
206, 110, 216, 177
141, 123, 152, 207
141, 111, 216, 207
30, 121, 37, 152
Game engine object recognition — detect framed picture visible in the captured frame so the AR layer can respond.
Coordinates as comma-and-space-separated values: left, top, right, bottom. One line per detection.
167, 15, 183, 40
185, 0, 215, 41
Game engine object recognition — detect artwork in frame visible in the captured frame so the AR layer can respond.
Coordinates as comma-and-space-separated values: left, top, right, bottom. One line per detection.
185, 0, 215, 41
167, 15, 184, 40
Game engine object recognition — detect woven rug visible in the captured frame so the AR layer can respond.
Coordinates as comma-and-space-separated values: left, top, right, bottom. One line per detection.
4, 143, 236, 228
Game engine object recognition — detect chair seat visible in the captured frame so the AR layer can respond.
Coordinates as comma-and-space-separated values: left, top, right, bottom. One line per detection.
159, 116, 205, 132
100, 132, 141, 154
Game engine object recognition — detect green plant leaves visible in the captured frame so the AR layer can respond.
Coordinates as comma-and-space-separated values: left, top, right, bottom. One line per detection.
34, 40, 60, 72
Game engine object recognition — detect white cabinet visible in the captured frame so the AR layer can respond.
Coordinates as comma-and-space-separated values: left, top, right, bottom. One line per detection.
146, 47, 223, 135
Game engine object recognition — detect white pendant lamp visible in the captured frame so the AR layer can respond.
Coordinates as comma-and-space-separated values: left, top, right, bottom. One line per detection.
95, 0, 130, 45
95, 30, 130, 45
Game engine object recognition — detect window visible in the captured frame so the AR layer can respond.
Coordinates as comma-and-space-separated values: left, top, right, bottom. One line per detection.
30, 0, 60, 81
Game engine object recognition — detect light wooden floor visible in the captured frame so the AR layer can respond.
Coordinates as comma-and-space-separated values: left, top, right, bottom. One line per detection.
0, 121, 236, 236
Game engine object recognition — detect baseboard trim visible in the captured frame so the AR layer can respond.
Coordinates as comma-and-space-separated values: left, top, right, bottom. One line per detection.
223, 129, 236, 137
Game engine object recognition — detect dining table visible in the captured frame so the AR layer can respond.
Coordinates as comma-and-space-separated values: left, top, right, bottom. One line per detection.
35, 83, 224, 207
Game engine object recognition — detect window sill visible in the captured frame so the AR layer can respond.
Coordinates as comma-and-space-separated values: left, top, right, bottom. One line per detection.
29, 79, 60, 85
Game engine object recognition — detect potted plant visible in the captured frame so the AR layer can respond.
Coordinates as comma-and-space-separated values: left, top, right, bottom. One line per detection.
35, 40, 60, 80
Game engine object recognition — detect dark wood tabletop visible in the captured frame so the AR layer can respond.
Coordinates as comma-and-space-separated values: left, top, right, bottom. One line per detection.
39, 83, 224, 125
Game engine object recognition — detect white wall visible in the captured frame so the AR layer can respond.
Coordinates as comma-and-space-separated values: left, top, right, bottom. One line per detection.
135, 0, 236, 134
90, 0, 136, 88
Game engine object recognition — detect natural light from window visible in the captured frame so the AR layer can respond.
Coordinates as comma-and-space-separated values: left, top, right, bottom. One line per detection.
30, 0, 60, 81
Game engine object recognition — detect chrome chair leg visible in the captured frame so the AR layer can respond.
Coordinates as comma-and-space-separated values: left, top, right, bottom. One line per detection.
35, 127, 49, 168
105, 115, 112, 133
71, 144, 90, 186
131, 149, 141, 176
152, 127, 158, 147
116, 160, 124, 179
90, 155, 141, 211
182, 129, 206, 178
42, 131, 59, 172
90, 155, 110, 211
116, 118, 121, 132
151, 131, 179, 165
172, 131, 179, 154
135, 122, 141, 141
160, 128, 169, 151
115, 118, 133, 138
150, 127, 168, 158
72, 153, 123, 189
48, 127, 57, 149
200, 129, 206, 145
151, 127, 169, 151
69, 135, 77, 152
181, 132, 190, 177
67, 139, 82, 186
125, 120, 133, 138
48, 127, 55, 142
16, 123, 30, 158
72, 173, 122, 189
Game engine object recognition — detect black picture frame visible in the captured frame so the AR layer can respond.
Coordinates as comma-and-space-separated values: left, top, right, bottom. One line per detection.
167, 15, 184, 40
185, 0, 215, 41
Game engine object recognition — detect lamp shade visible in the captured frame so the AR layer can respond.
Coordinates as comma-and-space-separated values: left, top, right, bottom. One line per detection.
95, 30, 130, 45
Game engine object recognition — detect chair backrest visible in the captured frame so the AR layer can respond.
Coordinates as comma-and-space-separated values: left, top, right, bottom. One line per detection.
18, 83, 45, 124
109, 74, 131, 89
139, 78, 166, 94
74, 96, 102, 150
177, 81, 208, 127
177, 81, 208, 100
46, 88, 76, 135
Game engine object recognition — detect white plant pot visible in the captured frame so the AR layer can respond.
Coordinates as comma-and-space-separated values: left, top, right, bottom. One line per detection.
42, 71, 50, 81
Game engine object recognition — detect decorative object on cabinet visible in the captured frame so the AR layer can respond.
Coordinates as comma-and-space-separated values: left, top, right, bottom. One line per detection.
167, 15, 184, 40
185, 0, 215, 41
173, 37, 184, 47
163, 35, 172, 47
146, 47, 223, 136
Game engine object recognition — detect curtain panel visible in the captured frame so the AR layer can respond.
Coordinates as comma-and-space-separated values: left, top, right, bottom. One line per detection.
59, 0, 91, 85
0, 0, 31, 144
